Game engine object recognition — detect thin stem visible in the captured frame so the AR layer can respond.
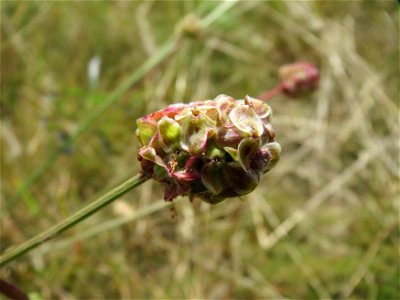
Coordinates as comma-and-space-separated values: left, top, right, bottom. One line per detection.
257, 84, 283, 102
0, 173, 148, 267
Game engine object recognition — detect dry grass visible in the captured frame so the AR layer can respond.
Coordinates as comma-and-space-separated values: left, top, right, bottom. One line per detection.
1, 1, 399, 299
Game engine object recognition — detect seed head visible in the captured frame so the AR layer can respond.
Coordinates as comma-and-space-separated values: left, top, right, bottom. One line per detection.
136, 95, 281, 204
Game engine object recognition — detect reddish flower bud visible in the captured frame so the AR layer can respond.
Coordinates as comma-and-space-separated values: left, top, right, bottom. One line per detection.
279, 62, 320, 98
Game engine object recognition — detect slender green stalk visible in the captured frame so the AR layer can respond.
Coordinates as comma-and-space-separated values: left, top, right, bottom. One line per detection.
0, 173, 148, 267
43, 198, 183, 253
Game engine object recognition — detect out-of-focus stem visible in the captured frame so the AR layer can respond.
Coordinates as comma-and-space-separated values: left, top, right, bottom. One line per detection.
0, 173, 148, 267
257, 84, 283, 102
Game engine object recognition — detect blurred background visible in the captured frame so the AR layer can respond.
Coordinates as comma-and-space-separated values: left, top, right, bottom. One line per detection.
1, 1, 399, 299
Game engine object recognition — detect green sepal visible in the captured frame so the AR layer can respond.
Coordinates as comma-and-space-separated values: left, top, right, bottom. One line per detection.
206, 141, 225, 159
223, 147, 238, 161
136, 118, 157, 146
158, 117, 181, 150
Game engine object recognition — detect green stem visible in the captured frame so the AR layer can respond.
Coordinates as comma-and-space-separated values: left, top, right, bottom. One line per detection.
0, 173, 148, 267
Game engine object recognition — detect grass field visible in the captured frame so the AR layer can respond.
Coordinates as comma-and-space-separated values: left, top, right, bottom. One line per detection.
1, 1, 399, 299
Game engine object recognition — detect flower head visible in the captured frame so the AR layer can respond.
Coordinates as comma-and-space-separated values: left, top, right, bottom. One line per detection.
279, 62, 320, 98
136, 94, 281, 204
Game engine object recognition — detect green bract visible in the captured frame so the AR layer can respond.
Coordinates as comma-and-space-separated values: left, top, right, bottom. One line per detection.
136, 94, 281, 204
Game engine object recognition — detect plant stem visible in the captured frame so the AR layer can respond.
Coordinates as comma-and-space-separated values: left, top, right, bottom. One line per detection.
257, 84, 283, 102
0, 173, 148, 267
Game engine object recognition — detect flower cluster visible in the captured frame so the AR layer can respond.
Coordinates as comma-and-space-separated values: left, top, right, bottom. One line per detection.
136, 95, 280, 204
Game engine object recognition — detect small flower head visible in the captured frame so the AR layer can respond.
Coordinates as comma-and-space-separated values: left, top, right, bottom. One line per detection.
136, 95, 281, 204
279, 62, 320, 98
